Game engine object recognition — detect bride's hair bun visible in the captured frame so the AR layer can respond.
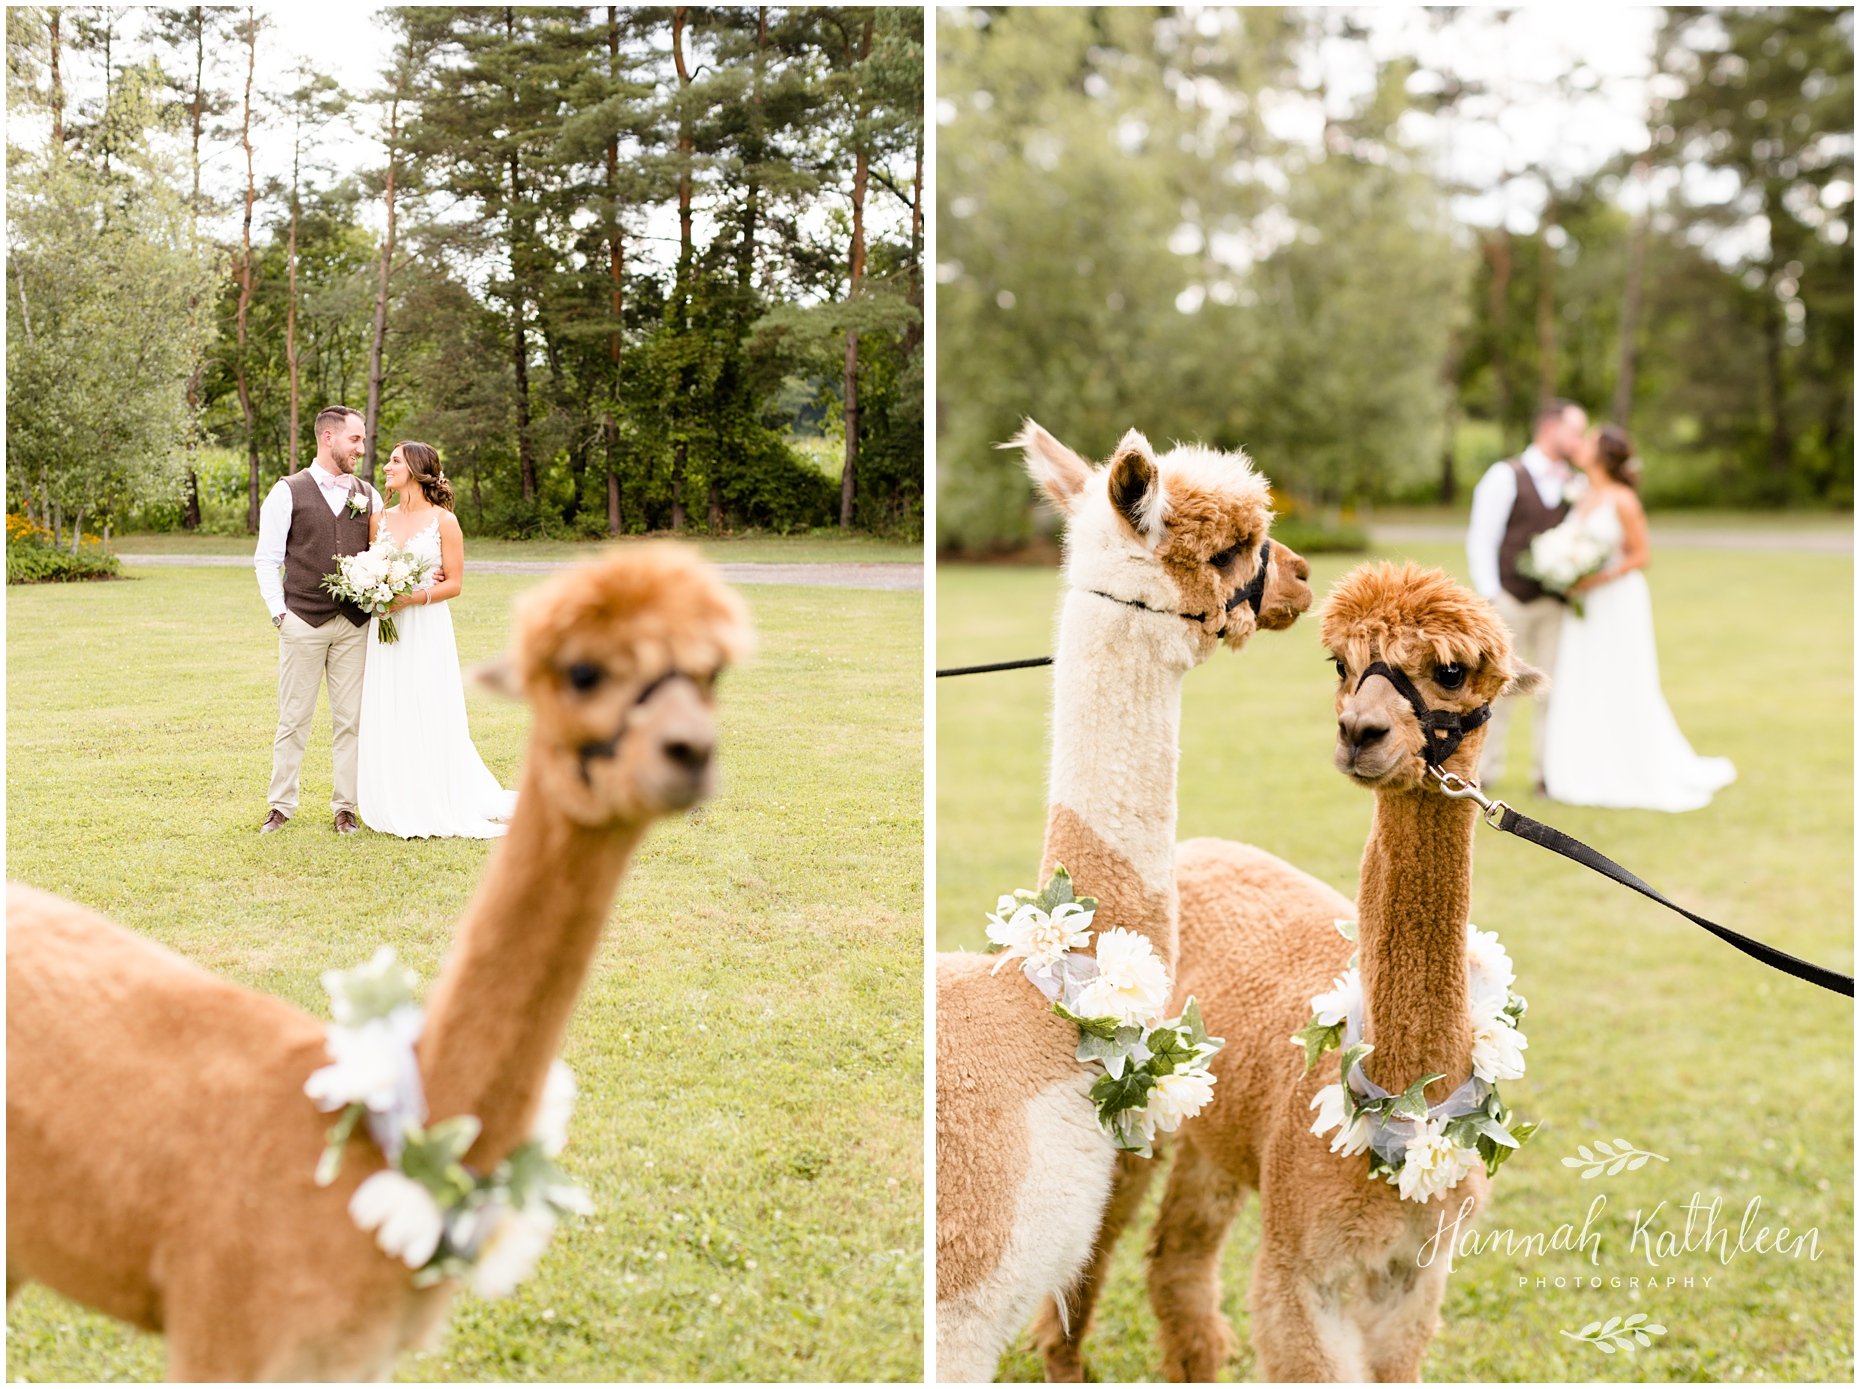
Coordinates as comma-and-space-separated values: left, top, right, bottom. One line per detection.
1595, 424, 1640, 492
394, 440, 454, 510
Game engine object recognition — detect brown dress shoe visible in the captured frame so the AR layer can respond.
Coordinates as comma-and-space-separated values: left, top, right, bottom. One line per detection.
334, 810, 361, 835
260, 809, 289, 834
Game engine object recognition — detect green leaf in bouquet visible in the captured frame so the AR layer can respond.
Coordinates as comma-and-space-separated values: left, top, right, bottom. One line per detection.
1075, 1024, 1144, 1068
1293, 1017, 1346, 1073
315, 1101, 367, 1186
1389, 1073, 1446, 1123
1052, 1001, 1124, 1040
1089, 1065, 1157, 1123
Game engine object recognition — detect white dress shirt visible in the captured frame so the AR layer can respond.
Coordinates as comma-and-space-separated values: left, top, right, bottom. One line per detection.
1465, 445, 1571, 602
254, 461, 383, 619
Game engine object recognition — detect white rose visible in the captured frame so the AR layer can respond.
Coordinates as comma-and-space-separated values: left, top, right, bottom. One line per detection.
532, 1060, 577, 1157
304, 1004, 425, 1116
1394, 1118, 1482, 1203
1469, 1009, 1528, 1083
1465, 925, 1514, 1018
1308, 968, 1362, 1029
1309, 1082, 1373, 1157
350, 1170, 445, 1268
1067, 928, 1170, 1028
468, 1205, 558, 1298
985, 901, 1093, 977
1142, 1065, 1215, 1138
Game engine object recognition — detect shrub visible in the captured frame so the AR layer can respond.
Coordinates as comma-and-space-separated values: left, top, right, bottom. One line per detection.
6, 515, 123, 584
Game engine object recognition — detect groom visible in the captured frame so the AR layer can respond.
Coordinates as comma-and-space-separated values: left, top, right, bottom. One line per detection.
1465, 397, 1585, 791
253, 406, 383, 833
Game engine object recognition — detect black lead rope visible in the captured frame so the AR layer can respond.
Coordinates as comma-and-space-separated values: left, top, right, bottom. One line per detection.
1424, 770, 1853, 998
1493, 800, 1854, 998
935, 540, 1272, 678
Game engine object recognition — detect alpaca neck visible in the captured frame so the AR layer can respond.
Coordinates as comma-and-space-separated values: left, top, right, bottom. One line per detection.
419, 760, 647, 1164
1356, 789, 1476, 1103
1039, 590, 1189, 972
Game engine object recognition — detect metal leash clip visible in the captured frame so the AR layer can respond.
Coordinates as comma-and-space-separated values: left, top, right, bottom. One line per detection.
1425, 764, 1511, 828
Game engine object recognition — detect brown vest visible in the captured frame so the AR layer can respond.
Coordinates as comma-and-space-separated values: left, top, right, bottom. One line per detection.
1497, 457, 1571, 604
282, 469, 375, 627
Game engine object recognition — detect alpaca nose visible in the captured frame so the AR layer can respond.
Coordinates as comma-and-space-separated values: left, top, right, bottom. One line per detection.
1338, 707, 1389, 753
662, 735, 714, 773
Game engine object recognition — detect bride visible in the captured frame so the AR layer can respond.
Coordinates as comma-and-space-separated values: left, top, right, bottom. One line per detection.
1541, 424, 1736, 812
356, 441, 517, 838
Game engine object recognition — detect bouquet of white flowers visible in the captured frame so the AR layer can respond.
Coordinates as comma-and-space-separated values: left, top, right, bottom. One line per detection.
1516, 515, 1611, 617
321, 538, 435, 644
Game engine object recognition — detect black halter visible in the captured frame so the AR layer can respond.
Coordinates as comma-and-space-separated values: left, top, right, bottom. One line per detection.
1087, 540, 1273, 637
575, 670, 692, 784
1356, 660, 1492, 768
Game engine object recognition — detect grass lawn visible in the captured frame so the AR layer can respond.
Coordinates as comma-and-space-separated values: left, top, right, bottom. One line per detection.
110, 530, 924, 565
937, 540, 1852, 1383
6, 563, 924, 1382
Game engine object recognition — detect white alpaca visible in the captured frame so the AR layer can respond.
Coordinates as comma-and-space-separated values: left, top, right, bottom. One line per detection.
935, 423, 1312, 1382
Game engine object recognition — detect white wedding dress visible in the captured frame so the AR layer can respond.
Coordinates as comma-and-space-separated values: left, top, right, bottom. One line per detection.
357, 516, 518, 838
1541, 497, 1736, 812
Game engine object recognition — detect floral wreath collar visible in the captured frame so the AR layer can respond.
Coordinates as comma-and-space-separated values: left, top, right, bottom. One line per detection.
303, 948, 590, 1294
985, 867, 1222, 1156
1295, 920, 1538, 1202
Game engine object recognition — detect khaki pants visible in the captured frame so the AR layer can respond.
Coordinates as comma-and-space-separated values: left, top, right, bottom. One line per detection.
269, 611, 368, 817
1480, 590, 1563, 787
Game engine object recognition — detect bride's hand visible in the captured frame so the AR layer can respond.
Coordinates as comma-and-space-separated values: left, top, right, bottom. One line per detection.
1569, 570, 1610, 595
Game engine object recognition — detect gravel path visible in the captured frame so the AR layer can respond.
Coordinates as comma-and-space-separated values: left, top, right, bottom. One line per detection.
119, 555, 925, 591
1369, 524, 1852, 553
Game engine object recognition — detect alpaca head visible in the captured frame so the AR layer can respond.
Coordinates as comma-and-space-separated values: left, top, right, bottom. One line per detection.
1013, 421, 1312, 662
484, 544, 754, 826
1320, 562, 1546, 792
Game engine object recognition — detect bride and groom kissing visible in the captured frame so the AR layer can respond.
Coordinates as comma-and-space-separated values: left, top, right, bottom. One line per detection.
1467, 397, 1734, 812
254, 405, 515, 840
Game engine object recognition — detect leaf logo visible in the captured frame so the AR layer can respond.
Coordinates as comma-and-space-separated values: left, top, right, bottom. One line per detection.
1561, 1313, 1666, 1353
1561, 1138, 1668, 1179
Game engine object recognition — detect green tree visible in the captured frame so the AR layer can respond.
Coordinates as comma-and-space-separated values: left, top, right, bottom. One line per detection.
7, 64, 222, 544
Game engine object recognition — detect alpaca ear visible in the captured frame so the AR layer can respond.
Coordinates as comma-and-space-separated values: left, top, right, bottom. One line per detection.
1107, 429, 1165, 543
469, 657, 527, 700
1500, 661, 1548, 700
1009, 419, 1093, 512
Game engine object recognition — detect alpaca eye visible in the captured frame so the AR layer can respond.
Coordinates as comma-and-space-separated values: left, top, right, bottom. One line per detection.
565, 662, 604, 693
1333, 658, 1347, 680
1209, 544, 1240, 570
1434, 663, 1467, 690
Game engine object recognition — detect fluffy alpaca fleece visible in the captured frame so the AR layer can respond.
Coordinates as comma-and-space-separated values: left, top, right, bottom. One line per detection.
6, 544, 750, 1381
936, 422, 1312, 1383
1038, 562, 1544, 1382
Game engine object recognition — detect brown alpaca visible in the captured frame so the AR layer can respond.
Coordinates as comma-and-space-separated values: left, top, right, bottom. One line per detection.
6, 544, 752, 1381
936, 423, 1312, 1382
1038, 562, 1544, 1381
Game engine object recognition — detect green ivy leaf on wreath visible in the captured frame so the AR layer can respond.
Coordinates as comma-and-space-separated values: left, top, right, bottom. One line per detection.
1560, 1313, 1666, 1353
1561, 1139, 1669, 1179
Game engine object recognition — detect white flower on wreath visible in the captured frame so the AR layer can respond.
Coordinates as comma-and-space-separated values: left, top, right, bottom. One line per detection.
986, 900, 1093, 978
303, 1004, 425, 1117
1469, 1008, 1528, 1083
350, 1169, 446, 1268
1309, 1082, 1373, 1157
469, 1204, 558, 1299
1308, 969, 1362, 1029
1466, 924, 1514, 1017
1394, 1118, 1482, 1203
1068, 927, 1171, 1028
1141, 1065, 1216, 1141
533, 1060, 577, 1157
